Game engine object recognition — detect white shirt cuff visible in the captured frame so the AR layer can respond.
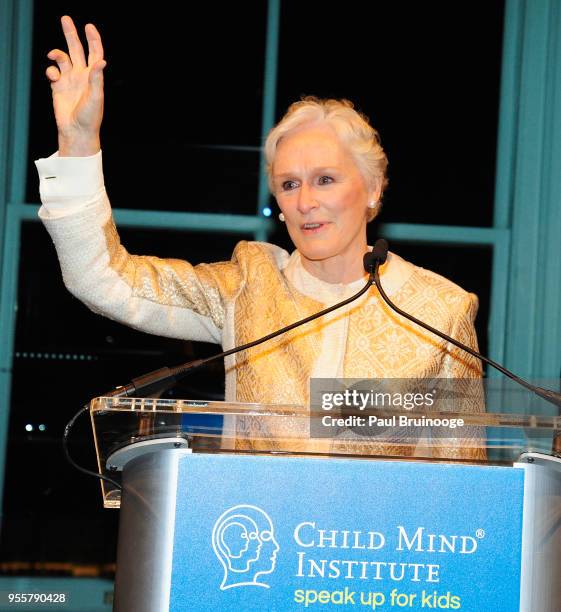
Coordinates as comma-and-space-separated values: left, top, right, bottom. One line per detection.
34, 149, 105, 217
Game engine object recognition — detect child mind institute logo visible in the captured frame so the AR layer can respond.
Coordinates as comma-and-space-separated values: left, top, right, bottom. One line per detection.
211, 504, 280, 590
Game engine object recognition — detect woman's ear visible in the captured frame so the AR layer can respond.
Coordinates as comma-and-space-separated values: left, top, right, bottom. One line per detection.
369, 178, 383, 205
366, 180, 383, 222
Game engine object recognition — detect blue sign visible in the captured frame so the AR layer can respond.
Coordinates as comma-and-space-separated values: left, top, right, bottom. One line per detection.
170, 454, 524, 611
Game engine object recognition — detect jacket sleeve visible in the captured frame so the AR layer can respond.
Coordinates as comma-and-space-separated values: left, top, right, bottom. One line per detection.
431, 292, 487, 461
35, 150, 242, 345
440, 292, 482, 379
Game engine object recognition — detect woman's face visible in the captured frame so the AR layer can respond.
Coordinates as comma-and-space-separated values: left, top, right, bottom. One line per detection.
272, 123, 376, 269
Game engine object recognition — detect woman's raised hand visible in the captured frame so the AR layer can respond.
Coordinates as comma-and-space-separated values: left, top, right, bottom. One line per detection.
46, 15, 106, 156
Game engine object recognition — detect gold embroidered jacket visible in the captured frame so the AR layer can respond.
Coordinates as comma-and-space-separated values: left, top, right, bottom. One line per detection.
36, 151, 485, 460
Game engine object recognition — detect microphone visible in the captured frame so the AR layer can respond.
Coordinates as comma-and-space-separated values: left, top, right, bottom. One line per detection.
363, 238, 389, 271
365, 239, 561, 452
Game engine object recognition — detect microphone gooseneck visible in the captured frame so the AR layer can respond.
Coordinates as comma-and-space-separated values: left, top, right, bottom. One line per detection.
105, 271, 376, 399
365, 239, 561, 418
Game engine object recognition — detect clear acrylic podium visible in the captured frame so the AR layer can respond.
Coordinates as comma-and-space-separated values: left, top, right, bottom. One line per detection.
90, 396, 561, 612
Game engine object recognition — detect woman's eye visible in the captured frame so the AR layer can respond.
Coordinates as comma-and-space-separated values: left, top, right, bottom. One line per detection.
318, 175, 333, 185
281, 180, 297, 191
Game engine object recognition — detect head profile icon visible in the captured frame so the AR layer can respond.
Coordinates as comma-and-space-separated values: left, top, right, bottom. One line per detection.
212, 504, 280, 590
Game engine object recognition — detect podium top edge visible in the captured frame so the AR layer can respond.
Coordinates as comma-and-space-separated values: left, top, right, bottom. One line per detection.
89, 396, 561, 428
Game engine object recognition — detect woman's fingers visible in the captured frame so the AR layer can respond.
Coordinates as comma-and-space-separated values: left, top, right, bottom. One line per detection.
47, 49, 72, 74
88, 59, 107, 91
85, 23, 104, 66
45, 65, 61, 82
48, 19, 104, 80
61, 15, 86, 69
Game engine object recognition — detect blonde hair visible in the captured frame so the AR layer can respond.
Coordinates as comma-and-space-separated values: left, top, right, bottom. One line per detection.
264, 97, 389, 221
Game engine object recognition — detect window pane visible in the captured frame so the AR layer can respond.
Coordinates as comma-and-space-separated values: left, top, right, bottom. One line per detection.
276, 1, 505, 227
27, 2, 268, 213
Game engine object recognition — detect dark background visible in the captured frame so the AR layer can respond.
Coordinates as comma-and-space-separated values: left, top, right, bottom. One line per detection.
2, 1, 504, 573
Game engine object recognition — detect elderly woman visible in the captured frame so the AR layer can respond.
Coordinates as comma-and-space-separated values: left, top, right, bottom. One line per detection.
36, 17, 483, 458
